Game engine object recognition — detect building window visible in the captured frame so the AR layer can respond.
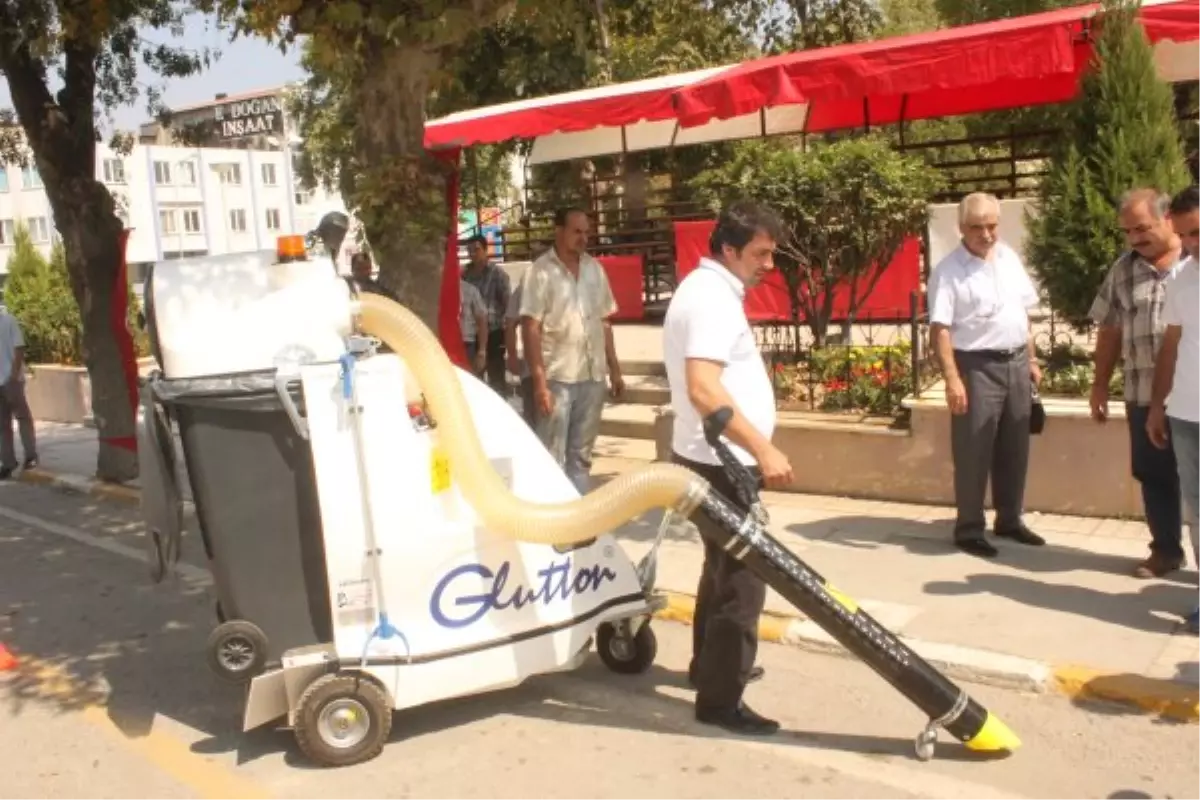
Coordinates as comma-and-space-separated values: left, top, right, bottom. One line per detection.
160, 209, 177, 235
265, 208, 281, 231
178, 161, 197, 186
154, 161, 171, 184
219, 164, 243, 185
21, 165, 42, 189
0, 219, 13, 244
261, 163, 277, 186
0, 168, 10, 192
27, 217, 49, 242
294, 191, 310, 206
229, 208, 246, 232
102, 158, 126, 184
182, 208, 202, 233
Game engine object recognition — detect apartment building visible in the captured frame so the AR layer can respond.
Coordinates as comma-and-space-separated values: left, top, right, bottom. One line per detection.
0, 141, 345, 284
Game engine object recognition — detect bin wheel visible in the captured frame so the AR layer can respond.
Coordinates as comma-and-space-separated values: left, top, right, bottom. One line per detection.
596, 621, 657, 675
206, 620, 267, 683
294, 672, 392, 768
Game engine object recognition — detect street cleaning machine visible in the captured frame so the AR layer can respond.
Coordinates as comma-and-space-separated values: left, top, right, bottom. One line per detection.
137, 237, 1021, 768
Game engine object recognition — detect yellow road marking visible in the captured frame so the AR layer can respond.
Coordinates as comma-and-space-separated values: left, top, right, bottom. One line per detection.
6, 653, 271, 799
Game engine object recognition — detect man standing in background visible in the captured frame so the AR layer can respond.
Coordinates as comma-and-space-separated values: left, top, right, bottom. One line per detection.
0, 305, 36, 479
463, 234, 511, 394
1089, 188, 1186, 579
520, 208, 624, 495
927, 192, 1045, 558
1147, 185, 1199, 633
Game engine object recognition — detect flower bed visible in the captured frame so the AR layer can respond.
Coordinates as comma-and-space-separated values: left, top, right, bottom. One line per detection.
769, 342, 916, 416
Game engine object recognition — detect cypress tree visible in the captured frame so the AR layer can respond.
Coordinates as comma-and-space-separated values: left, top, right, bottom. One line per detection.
1026, 0, 1191, 327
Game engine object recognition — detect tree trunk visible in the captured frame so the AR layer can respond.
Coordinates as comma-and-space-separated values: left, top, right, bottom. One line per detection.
350, 44, 452, 330
47, 180, 139, 483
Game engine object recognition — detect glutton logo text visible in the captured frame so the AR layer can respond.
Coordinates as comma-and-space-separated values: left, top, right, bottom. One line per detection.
430, 558, 618, 629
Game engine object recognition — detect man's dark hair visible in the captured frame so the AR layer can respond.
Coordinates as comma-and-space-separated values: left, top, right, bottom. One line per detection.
709, 199, 784, 257
1169, 185, 1199, 216
554, 207, 589, 228
466, 233, 488, 249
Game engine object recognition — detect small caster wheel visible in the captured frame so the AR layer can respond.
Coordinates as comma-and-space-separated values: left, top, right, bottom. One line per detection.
294, 672, 392, 768
914, 728, 937, 762
596, 621, 657, 674
205, 620, 268, 683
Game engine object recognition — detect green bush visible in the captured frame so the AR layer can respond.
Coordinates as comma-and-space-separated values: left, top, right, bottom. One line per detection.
3, 223, 147, 366
1025, 0, 1192, 327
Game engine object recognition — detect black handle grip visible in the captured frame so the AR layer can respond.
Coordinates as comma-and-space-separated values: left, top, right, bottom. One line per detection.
702, 407, 765, 514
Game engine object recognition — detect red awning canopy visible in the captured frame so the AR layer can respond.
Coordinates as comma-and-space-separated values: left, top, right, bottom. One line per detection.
672, 0, 1200, 134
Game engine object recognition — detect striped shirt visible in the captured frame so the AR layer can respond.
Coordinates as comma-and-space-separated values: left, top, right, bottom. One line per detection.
463, 262, 511, 332
1088, 249, 1186, 405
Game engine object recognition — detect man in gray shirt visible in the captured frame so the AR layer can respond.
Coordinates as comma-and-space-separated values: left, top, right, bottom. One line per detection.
0, 306, 36, 479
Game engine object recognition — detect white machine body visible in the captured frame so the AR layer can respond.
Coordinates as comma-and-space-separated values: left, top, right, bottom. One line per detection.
243, 352, 654, 728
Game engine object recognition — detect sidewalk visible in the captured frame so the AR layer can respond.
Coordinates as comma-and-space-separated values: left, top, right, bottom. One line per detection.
21, 421, 1200, 721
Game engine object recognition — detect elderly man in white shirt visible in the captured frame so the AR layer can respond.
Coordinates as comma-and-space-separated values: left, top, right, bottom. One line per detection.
1147, 184, 1200, 634
927, 192, 1044, 558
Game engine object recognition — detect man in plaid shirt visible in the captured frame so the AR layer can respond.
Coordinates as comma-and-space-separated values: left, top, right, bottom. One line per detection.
1088, 188, 1188, 578
463, 233, 512, 394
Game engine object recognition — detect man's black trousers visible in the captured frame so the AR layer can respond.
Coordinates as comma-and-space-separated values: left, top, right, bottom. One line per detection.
483, 331, 507, 395
671, 451, 767, 712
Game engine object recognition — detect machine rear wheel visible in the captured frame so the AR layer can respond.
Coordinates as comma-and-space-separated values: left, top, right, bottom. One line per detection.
294, 672, 392, 768
205, 620, 267, 683
597, 621, 657, 674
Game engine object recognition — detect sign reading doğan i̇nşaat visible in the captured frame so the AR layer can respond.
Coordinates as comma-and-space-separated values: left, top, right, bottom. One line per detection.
211, 95, 283, 140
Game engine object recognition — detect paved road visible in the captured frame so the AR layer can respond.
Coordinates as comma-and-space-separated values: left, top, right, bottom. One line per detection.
0, 481, 1195, 799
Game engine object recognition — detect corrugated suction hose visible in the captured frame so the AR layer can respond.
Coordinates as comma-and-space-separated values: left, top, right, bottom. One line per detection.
355, 292, 710, 546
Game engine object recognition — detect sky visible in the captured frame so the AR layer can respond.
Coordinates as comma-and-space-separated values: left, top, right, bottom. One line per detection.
0, 13, 308, 134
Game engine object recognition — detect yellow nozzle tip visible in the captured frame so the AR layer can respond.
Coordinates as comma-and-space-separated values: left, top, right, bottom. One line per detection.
964, 712, 1021, 752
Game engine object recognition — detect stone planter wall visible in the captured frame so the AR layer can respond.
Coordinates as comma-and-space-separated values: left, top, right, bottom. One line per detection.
653, 393, 1143, 519
25, 364, 92, 425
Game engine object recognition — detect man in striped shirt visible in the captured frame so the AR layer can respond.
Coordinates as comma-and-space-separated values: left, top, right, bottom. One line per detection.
1088, 188, 1188, 579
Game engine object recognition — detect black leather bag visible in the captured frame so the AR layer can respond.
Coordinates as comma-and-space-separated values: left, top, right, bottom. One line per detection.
1030, 385, 1046, 435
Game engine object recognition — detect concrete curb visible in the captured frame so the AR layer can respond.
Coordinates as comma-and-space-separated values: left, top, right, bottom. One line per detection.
655, 592, 1199, 724
18, 465, 1198, 723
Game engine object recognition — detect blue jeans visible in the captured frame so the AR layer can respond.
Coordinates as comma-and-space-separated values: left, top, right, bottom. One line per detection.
1169, 416, 1199, 568
1127, 403, 1183, 561
535, 379, 606, 495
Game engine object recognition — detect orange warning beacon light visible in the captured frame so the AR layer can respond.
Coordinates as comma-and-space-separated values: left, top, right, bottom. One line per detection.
276, 234, 308, 263
0, 642, 16, 671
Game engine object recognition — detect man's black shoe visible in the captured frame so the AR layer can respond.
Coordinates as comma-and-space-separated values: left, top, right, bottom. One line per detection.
955, 536, 998, 558
0, 466, 13, 481
995, 525, 1045, 546
688, 665, 764, 689
695, 703, 780, 736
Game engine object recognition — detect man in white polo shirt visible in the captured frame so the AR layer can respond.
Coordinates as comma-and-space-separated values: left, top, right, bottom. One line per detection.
1147, 184, 1199, 635
928, 192, 1044, 558
663, 199, 793, 736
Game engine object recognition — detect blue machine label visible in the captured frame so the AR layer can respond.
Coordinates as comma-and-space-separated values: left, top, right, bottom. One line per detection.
430, 557, 618, 629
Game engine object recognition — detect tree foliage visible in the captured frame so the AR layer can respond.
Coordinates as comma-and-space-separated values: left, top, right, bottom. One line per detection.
690, 135, 944, 344
0, 0, 217, 481
1025, 0, 1191, 327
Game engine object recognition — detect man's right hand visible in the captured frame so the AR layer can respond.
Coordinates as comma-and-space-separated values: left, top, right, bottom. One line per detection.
945, 376, 968, 415
757, 443, 794, 490
1090, 383, 1109, 423
1147, 405, 1170, 449
534, 382, 554, 417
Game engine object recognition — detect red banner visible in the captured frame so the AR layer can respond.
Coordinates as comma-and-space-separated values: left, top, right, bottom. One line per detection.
596, 254, 645, 321
673, 220, 919, 323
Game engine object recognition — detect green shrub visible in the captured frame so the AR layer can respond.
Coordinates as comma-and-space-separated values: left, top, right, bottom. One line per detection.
3, 223, 147, 365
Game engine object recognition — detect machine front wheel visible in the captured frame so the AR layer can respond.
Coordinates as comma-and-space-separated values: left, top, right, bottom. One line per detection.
205, 620, 267, 683
597, 621, 657, 674
294, 672, 393, 768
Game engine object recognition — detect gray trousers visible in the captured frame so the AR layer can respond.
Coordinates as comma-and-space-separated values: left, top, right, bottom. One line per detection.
950, 349, 1032, 537
0, 380, 36, 469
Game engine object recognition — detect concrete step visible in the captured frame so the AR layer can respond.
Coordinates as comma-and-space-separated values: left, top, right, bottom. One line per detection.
600, 403, 658, 440
620, 359, 666, 378
592, 434, 658, 462
623, 373, 670, 405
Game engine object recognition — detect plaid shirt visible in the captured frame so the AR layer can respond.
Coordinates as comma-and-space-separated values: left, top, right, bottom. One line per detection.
463, 262, 511, 332
1088, 249, 1186, 405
